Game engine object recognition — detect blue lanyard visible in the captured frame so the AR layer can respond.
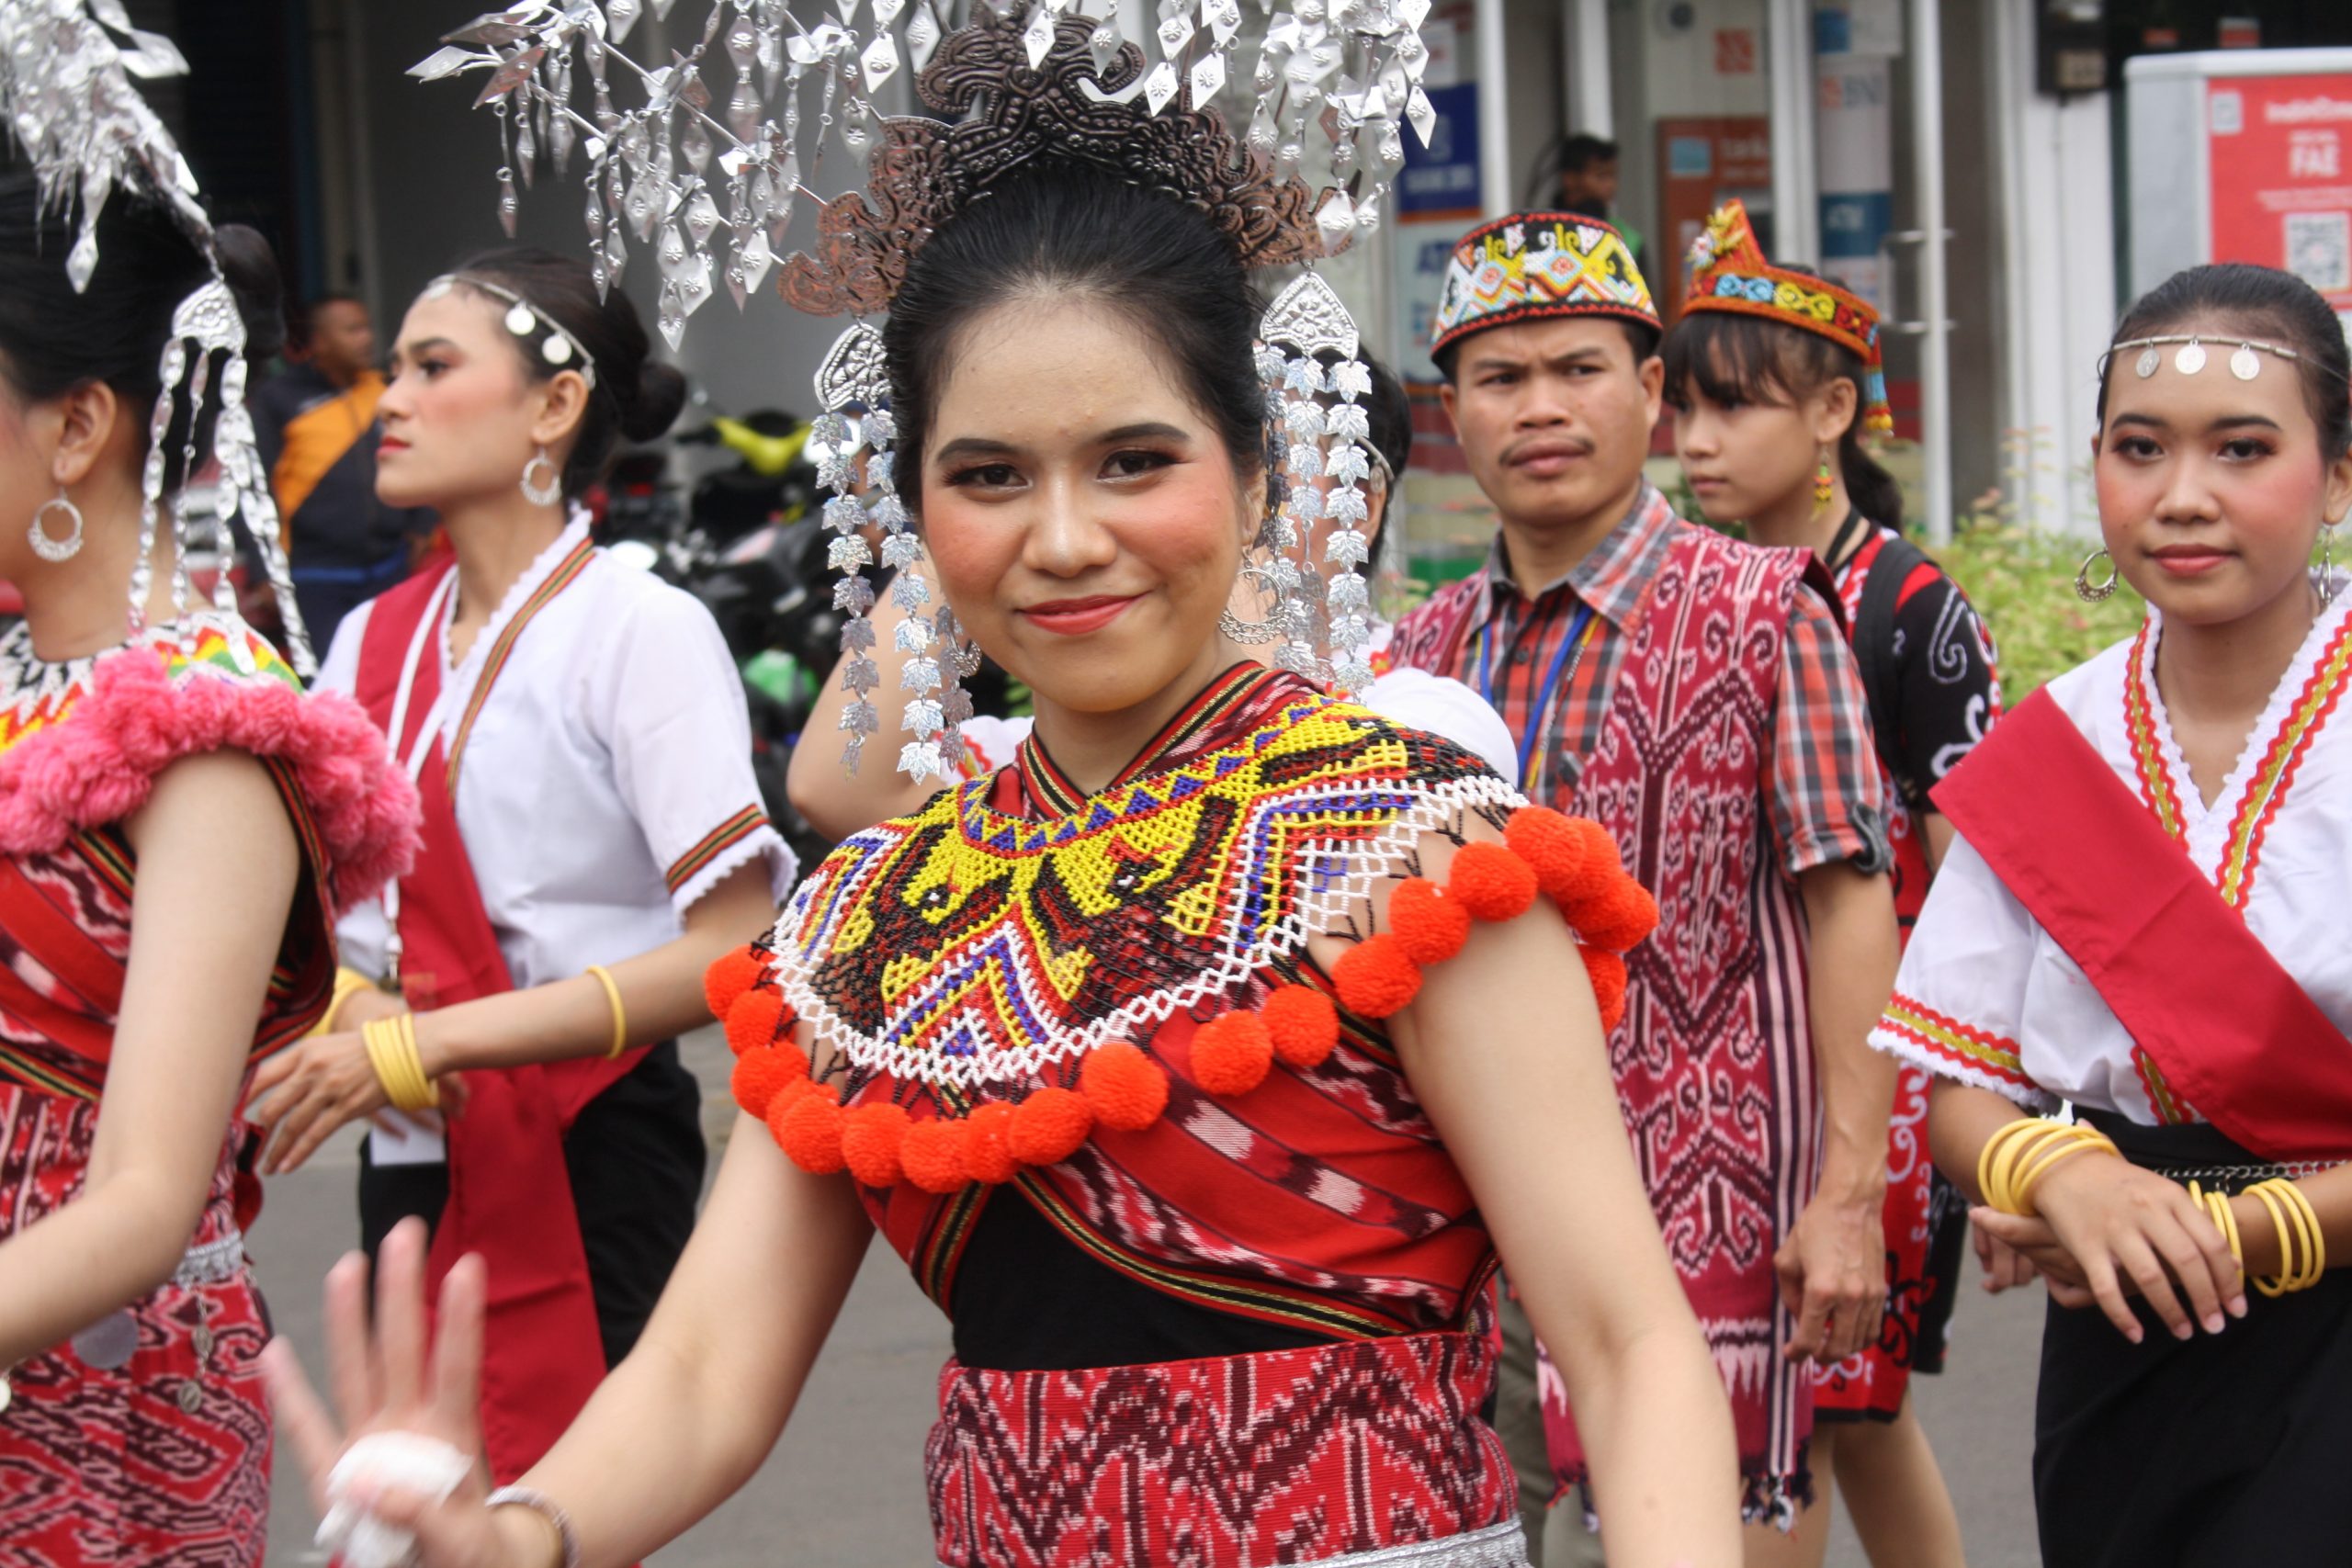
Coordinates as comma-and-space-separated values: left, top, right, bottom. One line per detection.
1477, 601, 1596, 789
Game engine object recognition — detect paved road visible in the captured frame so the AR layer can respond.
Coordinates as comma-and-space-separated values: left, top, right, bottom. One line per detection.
256, 1032, 2048, 1565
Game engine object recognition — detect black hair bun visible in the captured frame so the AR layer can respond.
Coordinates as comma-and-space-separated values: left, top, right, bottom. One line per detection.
212, 223, 285, 362
621, 358, 687, 443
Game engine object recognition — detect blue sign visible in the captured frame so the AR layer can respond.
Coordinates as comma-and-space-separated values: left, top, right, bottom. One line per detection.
1396, 82, 1481, 219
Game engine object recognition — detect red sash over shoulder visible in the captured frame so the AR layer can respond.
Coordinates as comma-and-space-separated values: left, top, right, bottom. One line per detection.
1934, 689, 2352, 1162
354, 561, 647, 1483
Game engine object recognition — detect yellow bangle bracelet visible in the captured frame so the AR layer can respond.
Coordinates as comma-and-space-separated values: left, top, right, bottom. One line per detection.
2012, 1135, 2114, 1214
2248, 1179, 2325, 1292
314, 967, 377, 1038
1993, 1123, 2079, 1212
1978, 1119, 2119, 1216
363, 1015, 439, 1113
584, 964, 628, 1061
1977, 1120, 2052, 1213
2188, 1182, 2246, 1283
2245, 1181, 2299, 1297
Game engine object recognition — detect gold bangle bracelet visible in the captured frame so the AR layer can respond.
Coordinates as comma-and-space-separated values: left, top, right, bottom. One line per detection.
364, 1015, 439, 1113
1978, 1120, 2051, 1213
314, 967, 377, 1038
2012, 1135, 2111, 1214
584, 964, 628, 1061
2248, 1179, 2325, 1292
2245, 1181, 2299, 1297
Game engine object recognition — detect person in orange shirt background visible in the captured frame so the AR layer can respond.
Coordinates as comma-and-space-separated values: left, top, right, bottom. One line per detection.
253, 294, 435, 649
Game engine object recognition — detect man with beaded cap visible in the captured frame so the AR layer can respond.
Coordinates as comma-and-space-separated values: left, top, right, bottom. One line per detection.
1389, 213, 1902, 1566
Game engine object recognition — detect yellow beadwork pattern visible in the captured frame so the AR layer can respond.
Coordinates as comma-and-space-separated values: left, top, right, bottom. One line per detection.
768, 694, 1521, 1094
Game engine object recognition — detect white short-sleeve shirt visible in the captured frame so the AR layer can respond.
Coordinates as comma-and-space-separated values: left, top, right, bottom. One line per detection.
1872, 590, 2352, 1124
319, 518, 796, 993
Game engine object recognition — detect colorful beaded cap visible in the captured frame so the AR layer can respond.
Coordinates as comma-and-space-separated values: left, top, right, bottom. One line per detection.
1431, 211, 1658, 361
708, 692, 1660, 1195
1682, 198, 1894, 436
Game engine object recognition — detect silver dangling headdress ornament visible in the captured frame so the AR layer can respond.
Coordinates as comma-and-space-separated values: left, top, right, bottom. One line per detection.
0, 0, 315, 676
417, 0, 1441, 779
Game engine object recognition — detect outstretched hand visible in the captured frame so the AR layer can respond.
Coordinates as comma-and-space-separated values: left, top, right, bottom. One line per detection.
261, 1220, 531, 1568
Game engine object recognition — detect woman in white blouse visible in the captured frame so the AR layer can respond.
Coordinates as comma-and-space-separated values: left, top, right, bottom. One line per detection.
1873, 264, 2352, 1567
244, 249, 793, 1486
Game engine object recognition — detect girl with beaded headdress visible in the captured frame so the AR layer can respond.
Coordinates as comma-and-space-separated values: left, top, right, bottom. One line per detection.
1660, 198, 1996, 1568
264, 9, 1745, 1568
237, 246, 797, 1490
1869, 263, 2352, 1566
0, 10, 417, 1562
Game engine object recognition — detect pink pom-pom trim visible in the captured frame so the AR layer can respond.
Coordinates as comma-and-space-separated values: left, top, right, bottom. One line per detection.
0, 649, 418, 914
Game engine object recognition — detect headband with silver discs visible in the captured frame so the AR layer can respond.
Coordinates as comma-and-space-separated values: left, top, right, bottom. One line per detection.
423, 274, 597, 389
2104, 333, 2350, 386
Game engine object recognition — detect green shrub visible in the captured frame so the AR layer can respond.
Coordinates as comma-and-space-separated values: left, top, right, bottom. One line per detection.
1929, 518, 2142, 699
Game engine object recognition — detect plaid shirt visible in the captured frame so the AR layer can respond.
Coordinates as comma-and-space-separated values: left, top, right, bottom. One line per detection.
1445, 487, 1888, 875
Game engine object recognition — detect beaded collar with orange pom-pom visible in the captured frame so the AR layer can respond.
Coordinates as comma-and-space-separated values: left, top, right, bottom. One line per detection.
708, 804, 1655, 1196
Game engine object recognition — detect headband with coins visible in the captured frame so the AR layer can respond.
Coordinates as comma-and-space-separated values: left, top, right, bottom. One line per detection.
2103, 333, 2352, 387
424, 274, 599, 389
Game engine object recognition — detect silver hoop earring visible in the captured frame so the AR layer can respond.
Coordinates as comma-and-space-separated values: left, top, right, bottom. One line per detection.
28, 491, 84, 563
1218, 565, 1288, 646
2074, 546, 2119, 604
520, 447, 563, 507
2324, 524, 2340, 605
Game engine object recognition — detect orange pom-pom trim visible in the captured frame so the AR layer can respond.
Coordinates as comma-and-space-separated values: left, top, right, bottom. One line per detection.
729, 1042, 809, 1120
1569, 879, 1660, 954
1389, 877, 1471, 964
1333, 932, 1422, 1019
1503, 807, 1588, 903
965, 1101, 1020, 1183
901, 1116, 973, 1193
1261, 985, 1339, 1068
841, 1102, 911, 1187
703, 945, 766, 1021
775, 1092, 847, 1175
724, 987, 790, 1057
1563, 818, 1625, 900
1081, 1041, 1169, 1132
763, 1074, 820, 1140
1448, 840, 1538, 922
1009, 1088, 1094, 1167
1191, 1011, 1274, 1097
1581, 947, 1630, 1032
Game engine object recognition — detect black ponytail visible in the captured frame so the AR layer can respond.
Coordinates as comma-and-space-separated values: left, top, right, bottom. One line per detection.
0, 170, 283, 492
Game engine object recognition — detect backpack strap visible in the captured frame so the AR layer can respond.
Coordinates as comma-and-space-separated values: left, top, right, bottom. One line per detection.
1849, 527, 1930, 804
